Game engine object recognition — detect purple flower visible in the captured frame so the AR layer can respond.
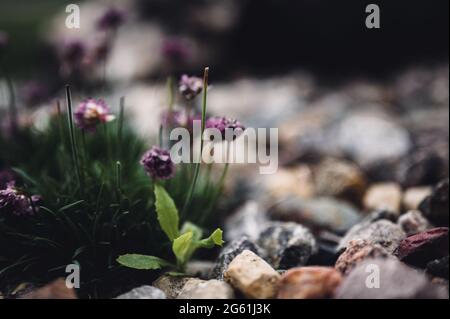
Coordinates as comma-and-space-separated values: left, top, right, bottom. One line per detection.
0, 169, 15, 189
140, 146, 175, 180
160, 110, 187, 128
97, 8, 126, 31
161, 38, 190, 63
21, 81, 50, 107
74, 98, 116, 131
206, 117, 245, 140
0, 31, 8, 51
0, 182, 41, 216
179, 75, 203, 100
59, 39, 86, 73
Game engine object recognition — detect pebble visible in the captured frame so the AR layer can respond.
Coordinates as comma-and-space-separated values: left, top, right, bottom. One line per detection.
335, 258, 449, 299
153, 275, 192, 299
277, 267, 342, 299
20, 278, 77, 299
403, 186, 432, 210
116, 286, 166, 299
210, 236, 263, 280
337, 219, 406, 254
270, 196, 361, 234
224, 201, 269, 241
397, 210, 431, 236
257, 222, 318, 269
177, 279, 234, 299
334, 112, 411, 167
224, 250, 281, 299
313, 158, 367, 205
335, 239, 391, 275
419, 179, 449, 226
185, 261, 215, 279
363, 182, 403, 214
396, 227, 449, 268
263, 165, 315, 200
426, 256, 449, 280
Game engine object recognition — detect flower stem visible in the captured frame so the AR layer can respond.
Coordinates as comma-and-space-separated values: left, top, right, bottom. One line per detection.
65, 85, 83, 195
117, 96, 125, 159
181, 67, 209, 217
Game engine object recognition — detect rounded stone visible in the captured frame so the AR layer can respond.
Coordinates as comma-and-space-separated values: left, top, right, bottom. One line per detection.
277, 267, 342, 299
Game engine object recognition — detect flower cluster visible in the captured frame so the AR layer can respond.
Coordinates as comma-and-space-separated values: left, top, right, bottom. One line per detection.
179, 75, 203, 100
0, 182, 41, 216
161, 38, 190, 63
206, 117, 246, 140
59, 39, 86, 74
140, 146, 175, 180
21, 81, 50, 107
0, 169, 15, 189
96, 8, 126, 31
74, 98, 116, 131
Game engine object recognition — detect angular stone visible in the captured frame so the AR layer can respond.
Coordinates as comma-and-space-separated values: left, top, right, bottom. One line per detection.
396, 227, 449, 268
116, 286, 166, 299
224, 250, 280, 299
277, 267, 342, 299
270, 196, 361, 234
257, 222, 317, 269
403, 187, 432, 210
210, 236, 263, 280
398, 210, 431, 236
224, 201, 269, 241
419, 179, 449, 226
153, 275, 192, 299
313, 158, 367, 204
337, 219, 406, 254
426, 256, 449, 280
335, 239, 390, 275
177, 279, 234, 299
335, 258, 449, 299
20, 278, 77, 299
363, 182, 403, 214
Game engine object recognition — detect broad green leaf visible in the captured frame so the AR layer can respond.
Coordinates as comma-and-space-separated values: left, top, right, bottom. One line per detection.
116, 254, 169, 270
181, 222, 203, 241
172, 232, 194, 265
198, 228, 225, 248
154, 184, 179, 241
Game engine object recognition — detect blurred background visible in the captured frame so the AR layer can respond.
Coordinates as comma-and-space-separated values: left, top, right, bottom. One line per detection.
1, 0, 449, 188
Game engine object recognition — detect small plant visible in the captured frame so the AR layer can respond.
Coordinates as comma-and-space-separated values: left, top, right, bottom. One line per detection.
117, 183, 224, 272
0, 63, 243, 297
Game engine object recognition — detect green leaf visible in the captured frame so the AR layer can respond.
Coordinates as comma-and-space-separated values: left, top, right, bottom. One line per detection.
181, 222, 203, 241
12, 168, 38, 186
198, 228, 225, 248
172, 232, 194, 265
154, 184, 179, 241
58, 200, 85, 212
116, 254, 169, 270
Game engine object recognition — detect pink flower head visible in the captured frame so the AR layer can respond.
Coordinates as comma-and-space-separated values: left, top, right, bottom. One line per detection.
140, 146, 175, 180
97, 8, 126, 31
179, 75, 203, 100
74, 98, 115, 131
0, 182, 41, 216
206, 117, 245, 140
